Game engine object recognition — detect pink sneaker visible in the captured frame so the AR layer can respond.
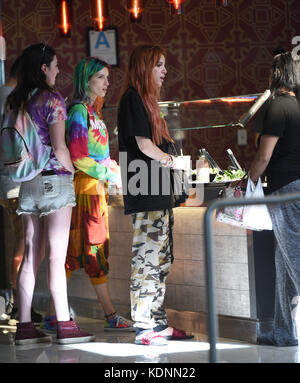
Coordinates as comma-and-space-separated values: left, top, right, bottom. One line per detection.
15, 322, 52, 345
156, 326, 194, 340
56, 319, 95, 344
135, 330, 168, 346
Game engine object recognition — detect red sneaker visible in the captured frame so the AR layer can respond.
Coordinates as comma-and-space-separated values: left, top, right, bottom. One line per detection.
56, 319, 95, 344
15, 322, 52, 345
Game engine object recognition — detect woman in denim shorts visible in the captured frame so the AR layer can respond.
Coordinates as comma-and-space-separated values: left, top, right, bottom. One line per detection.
6, 43, 94, 345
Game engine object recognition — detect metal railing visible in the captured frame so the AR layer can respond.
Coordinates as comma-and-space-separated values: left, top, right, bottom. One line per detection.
204, 191, 300, 363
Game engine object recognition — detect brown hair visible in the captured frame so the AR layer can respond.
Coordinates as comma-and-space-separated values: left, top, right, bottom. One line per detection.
120, 45, 173, 145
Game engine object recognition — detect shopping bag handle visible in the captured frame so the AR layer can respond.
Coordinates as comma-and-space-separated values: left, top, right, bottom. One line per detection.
246, 177, 264, 195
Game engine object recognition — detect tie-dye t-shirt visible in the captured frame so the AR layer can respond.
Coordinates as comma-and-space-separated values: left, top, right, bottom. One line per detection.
66, 103, 118, 181
26, 88, 71, 175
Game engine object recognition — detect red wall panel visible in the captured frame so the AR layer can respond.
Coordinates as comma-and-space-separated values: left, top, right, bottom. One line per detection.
2, 0, 300, 168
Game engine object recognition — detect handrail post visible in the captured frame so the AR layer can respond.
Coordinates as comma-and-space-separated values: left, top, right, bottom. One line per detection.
203, 191, 300, 363
204, 204, 218, 363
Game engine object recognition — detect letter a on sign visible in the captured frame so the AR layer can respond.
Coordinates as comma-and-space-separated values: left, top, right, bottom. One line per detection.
95, 32, 110, 49
89, 29, 118, 66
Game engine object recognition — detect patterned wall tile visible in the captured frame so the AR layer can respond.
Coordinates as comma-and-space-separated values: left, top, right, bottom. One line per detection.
2, 0, 300, 168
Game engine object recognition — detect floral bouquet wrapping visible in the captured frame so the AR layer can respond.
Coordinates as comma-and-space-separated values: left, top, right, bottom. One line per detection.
216, 185, 245, 228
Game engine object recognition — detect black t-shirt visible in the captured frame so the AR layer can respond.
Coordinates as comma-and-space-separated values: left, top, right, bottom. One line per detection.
251, 98, 270, 134
117, 87, 174, 214
261, 94, 300, 193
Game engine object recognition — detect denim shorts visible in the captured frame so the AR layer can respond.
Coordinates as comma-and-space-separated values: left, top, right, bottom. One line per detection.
17, 173, 76, 217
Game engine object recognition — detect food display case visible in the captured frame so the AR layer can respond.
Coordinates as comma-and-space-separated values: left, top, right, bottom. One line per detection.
103, 93, 260, 172
103, 93, 258, 206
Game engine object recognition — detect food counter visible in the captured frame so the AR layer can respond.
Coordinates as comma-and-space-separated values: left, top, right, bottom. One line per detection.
102, 186, 276, 344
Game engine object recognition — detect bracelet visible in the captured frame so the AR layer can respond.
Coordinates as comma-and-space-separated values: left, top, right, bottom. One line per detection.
160, 155, 174, 168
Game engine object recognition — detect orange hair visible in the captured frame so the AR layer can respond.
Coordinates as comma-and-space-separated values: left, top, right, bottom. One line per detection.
93, 96, 104, 119
120, 45, 173, 145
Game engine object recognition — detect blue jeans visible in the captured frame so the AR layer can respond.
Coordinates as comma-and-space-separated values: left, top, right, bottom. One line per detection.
268, 179, 300, 346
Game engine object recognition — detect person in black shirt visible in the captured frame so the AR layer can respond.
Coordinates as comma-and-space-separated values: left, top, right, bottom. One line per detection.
118, 45, 192, 345
249, 52, 300, 346
251, 49, 286, 148
251, 99, 270, 148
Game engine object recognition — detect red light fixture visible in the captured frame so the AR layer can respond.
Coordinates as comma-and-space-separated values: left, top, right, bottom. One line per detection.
90, 0, 108, 31
57, 0, 72, 37
216, 0, 229, 6
127, 0, 144, 23
166, 0, 186, 15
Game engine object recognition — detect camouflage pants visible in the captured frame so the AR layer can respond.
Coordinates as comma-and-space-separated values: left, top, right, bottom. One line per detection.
131, 209, 174, 329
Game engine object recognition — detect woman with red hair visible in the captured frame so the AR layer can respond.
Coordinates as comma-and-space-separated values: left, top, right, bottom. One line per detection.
118, 45, 192, 345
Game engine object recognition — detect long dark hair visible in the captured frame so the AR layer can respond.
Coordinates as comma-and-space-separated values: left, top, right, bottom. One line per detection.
7, 43, 56, 112
270, 51, 300, 102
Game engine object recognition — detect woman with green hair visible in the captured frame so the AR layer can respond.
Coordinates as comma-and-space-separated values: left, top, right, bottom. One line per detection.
42, 57, 134, 331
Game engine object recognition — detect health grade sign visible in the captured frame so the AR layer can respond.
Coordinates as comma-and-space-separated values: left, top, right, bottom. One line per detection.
88, 29, 118, 66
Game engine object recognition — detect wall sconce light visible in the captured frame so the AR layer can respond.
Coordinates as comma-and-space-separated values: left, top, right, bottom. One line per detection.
57, 0, 72, 37
166, 0, 186, 15
126, 0, 144, 23
216, 0, 229, 6
90, 0, 108, 31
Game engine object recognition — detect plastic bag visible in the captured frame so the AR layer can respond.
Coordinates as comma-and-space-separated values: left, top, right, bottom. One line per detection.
216, 183, 245, 228
242, 177, 272, 231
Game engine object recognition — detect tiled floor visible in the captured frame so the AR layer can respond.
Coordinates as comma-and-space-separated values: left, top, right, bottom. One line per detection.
0, 316, 300, 364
